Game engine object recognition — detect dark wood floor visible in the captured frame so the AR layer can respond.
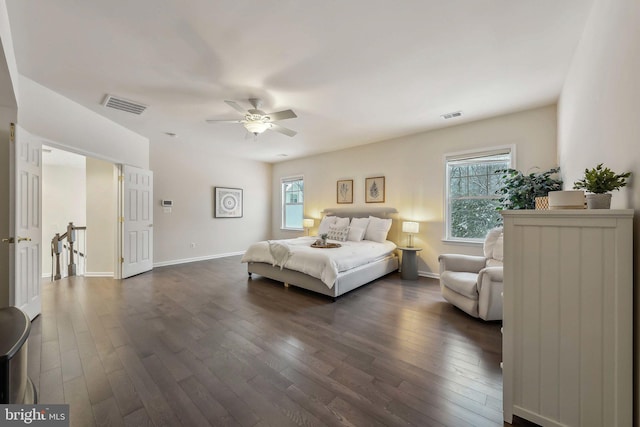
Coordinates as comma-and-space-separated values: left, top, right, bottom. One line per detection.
27, 255, 527, 426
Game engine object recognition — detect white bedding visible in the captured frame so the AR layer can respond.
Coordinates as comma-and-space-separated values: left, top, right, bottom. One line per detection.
241, 237, 397, 289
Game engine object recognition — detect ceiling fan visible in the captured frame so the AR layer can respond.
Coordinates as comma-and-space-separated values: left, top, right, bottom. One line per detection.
206, 98, 298, 137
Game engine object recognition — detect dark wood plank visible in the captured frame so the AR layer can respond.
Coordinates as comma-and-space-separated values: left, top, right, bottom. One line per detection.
63, 376, 96, 427
106, 369, 143, 417
123, 407, 153, 427
141, 354, 211, 426
31, 256, 508, 426
92, 397, 125, 427
38, 367, 64, 403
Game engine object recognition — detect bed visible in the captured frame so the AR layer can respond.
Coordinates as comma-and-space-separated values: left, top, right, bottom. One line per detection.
241, 207, 400, 299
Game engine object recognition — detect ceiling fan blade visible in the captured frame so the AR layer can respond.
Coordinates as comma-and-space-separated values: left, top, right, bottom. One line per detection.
224, 100, 246, 113
269, 123, 297, 137
205, 119, 243, 123
267, 109, 297, 121
248, 98, 262, 110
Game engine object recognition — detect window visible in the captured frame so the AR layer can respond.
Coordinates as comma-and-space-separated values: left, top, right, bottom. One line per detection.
281, 176, 304, 230
445, 147, 513, 242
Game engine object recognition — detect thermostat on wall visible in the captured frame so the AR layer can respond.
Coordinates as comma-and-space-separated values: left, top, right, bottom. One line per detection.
161, 200, 173, 207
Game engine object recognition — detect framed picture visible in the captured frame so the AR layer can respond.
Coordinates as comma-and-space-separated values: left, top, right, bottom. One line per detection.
214, 187, 243, 218
365, 176, 385, 203
336, 179, 353, 204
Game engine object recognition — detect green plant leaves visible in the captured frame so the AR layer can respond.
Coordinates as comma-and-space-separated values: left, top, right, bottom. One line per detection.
572, 163, 631, 194
495, 167, 562, 210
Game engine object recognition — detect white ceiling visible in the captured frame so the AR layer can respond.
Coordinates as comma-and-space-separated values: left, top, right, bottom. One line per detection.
6, 0, 594, 163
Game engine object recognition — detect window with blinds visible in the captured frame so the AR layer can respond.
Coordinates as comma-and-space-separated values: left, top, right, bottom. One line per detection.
281, 176, 304, 230
445, 148, 513, 241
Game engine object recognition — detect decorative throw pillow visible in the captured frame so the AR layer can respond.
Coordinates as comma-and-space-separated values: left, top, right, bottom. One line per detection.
334, 217, 350, 228
347, 226, 366, 242
364, 216, 392, 243
317, 216, 336, 235
327, 225, 349, 242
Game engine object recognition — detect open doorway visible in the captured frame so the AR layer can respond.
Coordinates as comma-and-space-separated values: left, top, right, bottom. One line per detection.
42, 146, 118, 279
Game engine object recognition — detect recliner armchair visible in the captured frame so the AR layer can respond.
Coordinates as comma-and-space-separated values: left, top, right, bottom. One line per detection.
438, 227, 503, 321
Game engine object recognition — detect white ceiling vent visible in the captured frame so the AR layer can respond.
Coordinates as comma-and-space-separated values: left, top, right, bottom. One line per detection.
102, 94, 147, 115
441, 111, 463, 120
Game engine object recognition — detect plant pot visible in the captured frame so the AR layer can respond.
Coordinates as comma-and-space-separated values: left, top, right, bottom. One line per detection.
548, 190, 585, 210
586, 193, 612, 209
534, 196, 549, 210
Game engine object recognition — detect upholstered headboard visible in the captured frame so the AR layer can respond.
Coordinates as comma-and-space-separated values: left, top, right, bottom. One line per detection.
321, 207, 400, 244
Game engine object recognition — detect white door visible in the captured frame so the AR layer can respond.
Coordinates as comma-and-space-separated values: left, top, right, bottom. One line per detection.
11, 124, 42, 320
121, 165, 153, 278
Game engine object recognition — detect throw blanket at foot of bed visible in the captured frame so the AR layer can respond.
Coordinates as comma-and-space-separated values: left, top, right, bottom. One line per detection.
241, 236, 397, 289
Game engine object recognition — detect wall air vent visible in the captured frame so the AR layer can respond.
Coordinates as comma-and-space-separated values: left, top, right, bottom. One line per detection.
102, 94, 147, 115
441, 111, 463, 120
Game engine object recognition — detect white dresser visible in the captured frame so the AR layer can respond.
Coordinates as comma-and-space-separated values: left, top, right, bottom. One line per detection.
501, 210, 633, 427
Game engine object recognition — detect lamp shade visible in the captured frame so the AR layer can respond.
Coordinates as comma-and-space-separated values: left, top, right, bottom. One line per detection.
402, 221, 419, 234
303, 218, 315, 228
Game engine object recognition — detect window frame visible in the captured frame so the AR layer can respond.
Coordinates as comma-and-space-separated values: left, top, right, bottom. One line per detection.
280, 175, 305, 231
443, 145, 515, 244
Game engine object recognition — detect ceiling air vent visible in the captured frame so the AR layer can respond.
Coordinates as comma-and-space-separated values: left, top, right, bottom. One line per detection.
441, 111, 463, 120
102, 94, 147, 115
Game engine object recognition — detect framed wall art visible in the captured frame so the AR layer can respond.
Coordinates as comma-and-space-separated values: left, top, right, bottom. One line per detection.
365, 176, 385, 203
337, 179, 353, 204
214, 187, 243, 218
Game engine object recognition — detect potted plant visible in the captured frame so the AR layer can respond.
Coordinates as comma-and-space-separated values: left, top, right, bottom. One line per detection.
573, 163, 631, 209
496, 167, 563, 210
319, 233, 328, 245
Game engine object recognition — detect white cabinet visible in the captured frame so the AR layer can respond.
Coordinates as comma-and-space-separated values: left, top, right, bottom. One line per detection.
501, 210, 633, 427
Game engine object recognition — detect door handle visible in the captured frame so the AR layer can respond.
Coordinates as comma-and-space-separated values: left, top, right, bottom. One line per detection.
4, 237, 31, 243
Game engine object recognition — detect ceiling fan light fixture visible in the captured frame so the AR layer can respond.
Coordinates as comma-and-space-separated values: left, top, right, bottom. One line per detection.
244, 120, 270, 135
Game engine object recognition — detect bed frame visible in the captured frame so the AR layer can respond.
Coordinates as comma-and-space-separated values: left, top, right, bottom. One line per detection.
247, 207, 400, 300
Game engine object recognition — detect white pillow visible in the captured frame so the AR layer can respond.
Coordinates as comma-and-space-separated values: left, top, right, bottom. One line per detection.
334, 217, 350, 228
364, 216, 392, 243
347, 226, 366, 242
493, 235, 504, 261
350, 217, 370, 232
317, 216, 336, 235
483, 227, 503, 259
327, 225, 349, 242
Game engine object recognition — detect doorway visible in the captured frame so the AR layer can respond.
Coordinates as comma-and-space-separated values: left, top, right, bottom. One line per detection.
42, 145, 118, 279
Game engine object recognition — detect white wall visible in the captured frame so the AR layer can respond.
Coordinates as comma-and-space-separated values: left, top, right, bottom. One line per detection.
558, 0, 638, 208
556, 0, 640, 420
17, 76, 149, 168
273, 105, 558, 276
42, 163, 86, 279
151, 137, 272, 266
86, 157, 116, 276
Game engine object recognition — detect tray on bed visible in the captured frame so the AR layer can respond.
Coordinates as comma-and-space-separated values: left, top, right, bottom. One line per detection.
310, 242, 341, 249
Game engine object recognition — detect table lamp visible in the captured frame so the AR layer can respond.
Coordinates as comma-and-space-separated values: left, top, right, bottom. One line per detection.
303, 218, 315, 235
402, 221, 419, 247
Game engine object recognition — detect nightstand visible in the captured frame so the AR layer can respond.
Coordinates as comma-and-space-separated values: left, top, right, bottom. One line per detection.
397, 247, 422, 280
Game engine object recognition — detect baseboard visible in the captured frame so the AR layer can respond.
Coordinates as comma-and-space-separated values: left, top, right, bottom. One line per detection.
41, 272, 114, 278
85, 272, 114, 277
154, 251, 245, 268
418, 271, 439, 279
